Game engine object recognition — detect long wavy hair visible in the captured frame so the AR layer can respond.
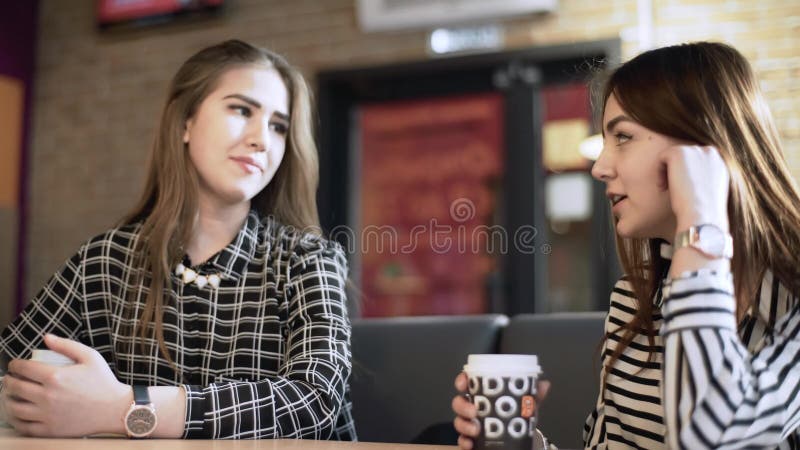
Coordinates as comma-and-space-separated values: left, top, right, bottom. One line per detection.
597, 42, 800, 383
119, 40, 321, 367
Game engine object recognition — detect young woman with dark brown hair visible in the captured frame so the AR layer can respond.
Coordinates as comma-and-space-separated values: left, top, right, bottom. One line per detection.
453, 41, 800, 449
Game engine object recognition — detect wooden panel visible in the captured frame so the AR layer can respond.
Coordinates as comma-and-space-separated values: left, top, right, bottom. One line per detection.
0, 208, 17, 328
0, 75, 23, 208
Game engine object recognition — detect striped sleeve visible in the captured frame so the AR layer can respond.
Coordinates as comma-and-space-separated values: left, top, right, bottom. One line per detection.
182, 239, 352, 439
661, 272, 800, 449
583, 310, 610, 448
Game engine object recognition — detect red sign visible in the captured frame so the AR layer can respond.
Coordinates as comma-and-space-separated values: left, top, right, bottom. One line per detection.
359, 93, 504, 317
97, 0, 223, 25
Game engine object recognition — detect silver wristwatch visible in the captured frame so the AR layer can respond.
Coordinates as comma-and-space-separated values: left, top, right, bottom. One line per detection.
674, 223, 733, 259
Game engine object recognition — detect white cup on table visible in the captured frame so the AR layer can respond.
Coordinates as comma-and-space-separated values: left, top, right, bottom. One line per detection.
30, 349, 75, 367
0, 350, 75, 428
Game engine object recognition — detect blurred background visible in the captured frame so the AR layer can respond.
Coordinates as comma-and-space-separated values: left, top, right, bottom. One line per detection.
1, 0, 798, 329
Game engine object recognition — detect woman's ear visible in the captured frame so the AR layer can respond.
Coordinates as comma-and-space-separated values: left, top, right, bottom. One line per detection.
183, 120, 192, 144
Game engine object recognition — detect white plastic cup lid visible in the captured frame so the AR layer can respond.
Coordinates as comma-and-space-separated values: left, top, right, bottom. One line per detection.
463, 354, 541, 375
30, 350, 75, 366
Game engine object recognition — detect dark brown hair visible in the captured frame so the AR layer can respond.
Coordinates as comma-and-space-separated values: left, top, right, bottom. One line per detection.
598, 42, 800, 383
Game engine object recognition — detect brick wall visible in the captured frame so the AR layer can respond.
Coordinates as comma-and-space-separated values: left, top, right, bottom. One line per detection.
18, 0, 800, 311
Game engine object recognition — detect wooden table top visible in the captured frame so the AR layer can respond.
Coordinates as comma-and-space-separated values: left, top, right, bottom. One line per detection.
0, 428, 455, 449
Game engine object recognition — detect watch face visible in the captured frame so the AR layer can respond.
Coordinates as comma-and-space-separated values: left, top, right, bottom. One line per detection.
698, 225, 725, 256
126, 405, 157, 437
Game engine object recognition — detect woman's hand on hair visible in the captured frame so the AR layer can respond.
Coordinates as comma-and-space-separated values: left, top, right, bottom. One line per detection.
2, 334, 131, 437
659, 145, 730, 233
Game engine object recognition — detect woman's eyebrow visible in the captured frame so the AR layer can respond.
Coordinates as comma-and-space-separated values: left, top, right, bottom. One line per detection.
223, 93, 289, 120
605, 114, 634, 134
223, 93, 261, 109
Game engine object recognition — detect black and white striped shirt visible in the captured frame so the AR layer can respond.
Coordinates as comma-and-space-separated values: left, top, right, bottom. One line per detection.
0, 210, 357, 440
583, 245, 800, 449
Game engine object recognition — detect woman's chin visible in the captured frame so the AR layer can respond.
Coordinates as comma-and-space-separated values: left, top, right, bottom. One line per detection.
224, 182, 269, 204
616, 228, 657, 241
614, 221, 641, 239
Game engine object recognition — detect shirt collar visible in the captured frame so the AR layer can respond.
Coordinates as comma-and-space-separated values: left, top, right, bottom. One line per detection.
208, 209, 261, 281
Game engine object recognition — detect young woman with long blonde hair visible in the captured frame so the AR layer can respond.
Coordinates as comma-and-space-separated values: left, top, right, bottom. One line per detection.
0, 40, 355, 440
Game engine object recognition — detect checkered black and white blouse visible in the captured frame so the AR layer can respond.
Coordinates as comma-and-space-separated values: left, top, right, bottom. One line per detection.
0, 210, 356, 440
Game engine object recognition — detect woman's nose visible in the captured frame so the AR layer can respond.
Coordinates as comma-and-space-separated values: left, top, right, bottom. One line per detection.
246, 122, 267, 152
590, 149, 614, 181
247, 138, 264, 151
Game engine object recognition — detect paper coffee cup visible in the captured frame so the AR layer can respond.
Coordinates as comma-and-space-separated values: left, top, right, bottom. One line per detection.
30, 350, 75, 367
0, 350, 75, 428
463, 354, 542, 450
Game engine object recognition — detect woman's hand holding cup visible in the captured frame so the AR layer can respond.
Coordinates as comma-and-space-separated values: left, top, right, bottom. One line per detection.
453, 363, 550, 450
453, 372, 480, 449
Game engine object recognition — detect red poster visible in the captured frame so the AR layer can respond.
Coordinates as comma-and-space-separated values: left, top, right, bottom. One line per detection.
96, 0, 223, 25
359, 94, 504, 317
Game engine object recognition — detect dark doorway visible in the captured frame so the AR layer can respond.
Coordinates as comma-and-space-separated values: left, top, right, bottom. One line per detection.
317, 39, 621, 317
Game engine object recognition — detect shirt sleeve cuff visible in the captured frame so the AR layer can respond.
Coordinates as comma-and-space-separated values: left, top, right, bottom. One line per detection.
661, 270, 736, 334
182, 384, 207, 438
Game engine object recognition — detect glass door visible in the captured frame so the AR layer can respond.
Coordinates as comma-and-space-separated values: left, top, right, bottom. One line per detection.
355, 94, 505, 316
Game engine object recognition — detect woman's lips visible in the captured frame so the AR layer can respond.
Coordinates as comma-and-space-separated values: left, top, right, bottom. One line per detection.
230, 156, 263, 173
611, 196, 627, 212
